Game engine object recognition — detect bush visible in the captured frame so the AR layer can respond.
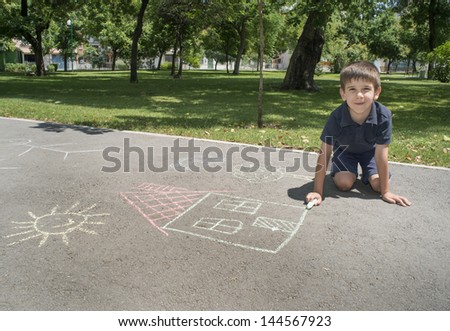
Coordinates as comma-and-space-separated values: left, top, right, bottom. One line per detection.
47, 64, 57, 73
428, 41, 450, 83
4, 63, 36, 74
160, 62, 173, 71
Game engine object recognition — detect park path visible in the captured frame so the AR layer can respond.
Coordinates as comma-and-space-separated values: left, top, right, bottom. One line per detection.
1, 117, 449, 310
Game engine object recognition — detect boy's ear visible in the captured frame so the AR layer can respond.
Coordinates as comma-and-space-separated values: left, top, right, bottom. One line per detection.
374, 86, 382, 100
339, 87, 346, 101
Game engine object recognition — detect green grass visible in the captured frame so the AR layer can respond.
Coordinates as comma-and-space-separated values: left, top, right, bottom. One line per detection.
0, 70, 449, 167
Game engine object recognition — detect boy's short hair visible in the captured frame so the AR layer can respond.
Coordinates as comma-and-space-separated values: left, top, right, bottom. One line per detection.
340, 61, 381, 90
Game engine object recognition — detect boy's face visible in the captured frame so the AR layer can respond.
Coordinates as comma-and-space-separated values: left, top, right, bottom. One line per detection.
340, 79, 381, 117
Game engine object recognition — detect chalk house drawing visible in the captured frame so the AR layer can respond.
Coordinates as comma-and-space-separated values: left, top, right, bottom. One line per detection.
121, 183, 311, 253
163, 193, 307, 254
119, 183, 208, 235
3, 202, 109, 247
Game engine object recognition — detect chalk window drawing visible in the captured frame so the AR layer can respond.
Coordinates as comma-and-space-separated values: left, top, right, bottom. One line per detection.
194, 218, 243, 235
253, 217, 297, 233
3, 202, 109, 247
213, 198, 261, 215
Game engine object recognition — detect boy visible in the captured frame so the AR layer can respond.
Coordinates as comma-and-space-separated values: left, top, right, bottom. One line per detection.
306, 61, 411, 207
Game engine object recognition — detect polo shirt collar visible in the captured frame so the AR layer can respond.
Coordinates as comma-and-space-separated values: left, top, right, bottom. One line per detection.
340, 102, 378, 127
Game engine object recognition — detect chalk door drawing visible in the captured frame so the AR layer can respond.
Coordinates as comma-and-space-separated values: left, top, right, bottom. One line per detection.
121, 183, 311, 253
3, 202, 109, 247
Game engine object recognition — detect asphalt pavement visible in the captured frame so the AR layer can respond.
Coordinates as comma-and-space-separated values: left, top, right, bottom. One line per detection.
1, 117, 449, 310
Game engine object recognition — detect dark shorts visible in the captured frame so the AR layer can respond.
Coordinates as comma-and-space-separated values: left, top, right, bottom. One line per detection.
331, 148, 378, 185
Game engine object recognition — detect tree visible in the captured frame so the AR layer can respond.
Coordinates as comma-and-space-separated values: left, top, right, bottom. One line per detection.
282, 0, 333, 91
394, 0, 450, 78
367, 5, 404, 73
246, 4, 286, 71
141, 12, 174, 70
156, 0, 209, 78
81, 2, 134, 71
428, 41, 450, 83
220, 0, 257, 75
0, 0, 88, 76
201, 23, 238, 73
130, 0, 150, 83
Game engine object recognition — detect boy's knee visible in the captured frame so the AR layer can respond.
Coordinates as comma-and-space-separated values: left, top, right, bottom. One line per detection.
336, 181, 354, 191
333, 172, 355, 191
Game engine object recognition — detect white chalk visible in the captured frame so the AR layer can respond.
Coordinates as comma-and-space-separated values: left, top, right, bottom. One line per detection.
306, 198, 318, 210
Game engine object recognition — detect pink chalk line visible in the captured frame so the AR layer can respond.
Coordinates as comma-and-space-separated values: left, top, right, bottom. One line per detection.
120, 183, 232, 236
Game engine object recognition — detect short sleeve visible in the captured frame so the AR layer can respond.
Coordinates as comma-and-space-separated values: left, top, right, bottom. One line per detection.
320, 111, 339, 146
375, 110, 392, 145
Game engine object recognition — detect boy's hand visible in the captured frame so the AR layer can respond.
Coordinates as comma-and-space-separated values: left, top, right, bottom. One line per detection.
381, 192, 412, 207
306, 192, 322, 206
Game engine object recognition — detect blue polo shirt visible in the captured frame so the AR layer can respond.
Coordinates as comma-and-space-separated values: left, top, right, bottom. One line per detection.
320, 101, 392, 154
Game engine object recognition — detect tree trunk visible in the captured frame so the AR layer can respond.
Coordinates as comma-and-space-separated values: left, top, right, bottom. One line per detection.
170, 44, 177, 76
387, 59, 393, 74
282, 8, 330, 91
225, 50, 229, 74
64, 54, 68, 72
112, 48, 118, 71
175, 35, 183, 79
22, 29, 46, 76
34, 33, 46, 76
130, 0, 149, 83
257, 0, 264, 129
427, 0, 438, 80
233, 22, 246, 75
21, 0, 28, 16
157, 50, 164, 70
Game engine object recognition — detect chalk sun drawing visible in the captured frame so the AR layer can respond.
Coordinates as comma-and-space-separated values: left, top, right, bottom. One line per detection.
3, 202, 109, 247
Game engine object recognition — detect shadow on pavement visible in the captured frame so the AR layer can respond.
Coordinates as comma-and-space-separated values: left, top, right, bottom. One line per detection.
287, 175, 380, 205
30, 122, 114, 135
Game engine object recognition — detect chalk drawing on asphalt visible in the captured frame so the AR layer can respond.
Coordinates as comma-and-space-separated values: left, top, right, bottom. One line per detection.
0, 139, 103, 170
163, 192, 308, 254
119, 183, 208, 236
193, 218, 243, 235
172, 155, 314, 183
121, 183, 311, 253
232, 164, 314, 183
213, 198, 262, 215
0, 139, 31, 170
17, 141, 103, 160
3, 202, 109, 247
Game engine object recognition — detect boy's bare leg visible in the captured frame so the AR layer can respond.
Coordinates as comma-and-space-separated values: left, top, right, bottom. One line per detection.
333, 171, 356, 191
368, 174, 381, 192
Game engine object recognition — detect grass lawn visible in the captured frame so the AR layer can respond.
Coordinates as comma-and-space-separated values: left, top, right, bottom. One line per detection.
0, 70, 449, 167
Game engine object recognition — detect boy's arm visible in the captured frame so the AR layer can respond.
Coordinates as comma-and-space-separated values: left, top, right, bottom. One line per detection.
306, 142, 332, 206
375, 144, 411, 206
